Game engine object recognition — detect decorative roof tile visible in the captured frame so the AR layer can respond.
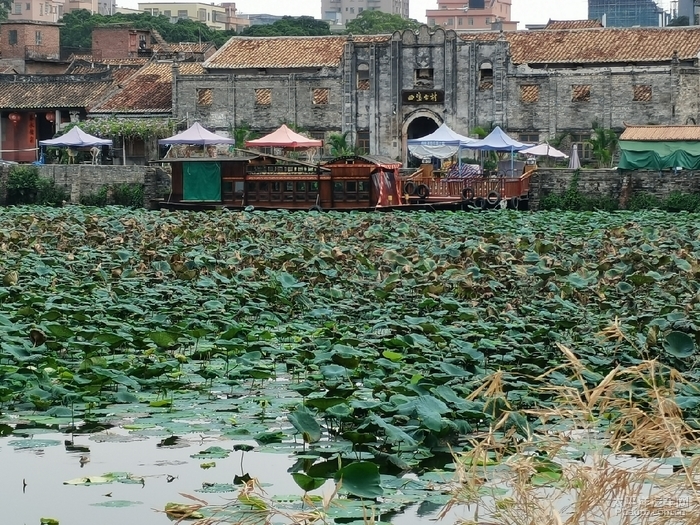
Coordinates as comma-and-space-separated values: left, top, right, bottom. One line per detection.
620, 125, 700, 141
91, 62, 205, 113
204, 35, 389, 70
544, 20, 604, 30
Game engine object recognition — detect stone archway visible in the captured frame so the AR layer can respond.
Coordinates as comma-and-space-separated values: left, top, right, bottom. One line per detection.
402, 109, 442, 167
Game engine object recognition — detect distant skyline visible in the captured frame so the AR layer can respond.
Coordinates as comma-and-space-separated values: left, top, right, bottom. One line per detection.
119, 0, 589, 28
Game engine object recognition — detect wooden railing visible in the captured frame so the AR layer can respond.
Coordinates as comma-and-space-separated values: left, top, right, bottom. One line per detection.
400, 168, 531, 201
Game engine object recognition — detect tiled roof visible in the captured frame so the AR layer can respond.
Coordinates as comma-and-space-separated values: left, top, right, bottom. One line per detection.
0, 79, 113, 109
544, 20, 603, 30
153, 42, 215, 53
67, 55, 151, 67
64, 62, 142, 85
91, 62, 205, 113
204, 35, 389, 69
460, 26, 700, 64
620, 125, 700, 141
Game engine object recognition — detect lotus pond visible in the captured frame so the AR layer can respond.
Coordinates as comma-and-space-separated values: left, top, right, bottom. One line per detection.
1, 206, 700, 525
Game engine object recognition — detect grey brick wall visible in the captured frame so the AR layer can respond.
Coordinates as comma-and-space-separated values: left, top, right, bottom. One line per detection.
0, 165, 170, 208
529, 168, 700, 210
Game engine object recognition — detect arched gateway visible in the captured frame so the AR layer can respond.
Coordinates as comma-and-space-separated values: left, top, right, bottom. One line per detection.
402, 110, 442, 167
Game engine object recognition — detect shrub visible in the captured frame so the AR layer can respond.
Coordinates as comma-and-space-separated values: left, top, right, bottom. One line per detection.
79, 187, 109, 207
37, 178, 69, 207
111, 183, 144, 208
539, 172, 618, 211
6, 165, 40, 205
627, 192, 663, 211
663, 191, 700, 212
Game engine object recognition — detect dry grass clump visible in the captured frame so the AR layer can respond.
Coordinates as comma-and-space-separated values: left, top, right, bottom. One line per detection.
443, 335, 700, 525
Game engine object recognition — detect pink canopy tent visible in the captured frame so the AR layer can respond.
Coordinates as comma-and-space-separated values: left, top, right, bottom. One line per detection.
245, 124, 322, 150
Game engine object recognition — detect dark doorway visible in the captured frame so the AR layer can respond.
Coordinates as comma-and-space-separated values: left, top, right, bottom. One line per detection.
407, 116, 439, 140
406, 116, 439, 168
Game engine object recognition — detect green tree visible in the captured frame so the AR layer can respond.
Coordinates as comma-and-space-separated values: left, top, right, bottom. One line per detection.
667, 16, 689, 26
587, 123, 618, 168
345, 11, 421, 35
240, 16, 331, 37
0, 0, 10, 20
229, 122, 258, 153
60, 10, 236, 50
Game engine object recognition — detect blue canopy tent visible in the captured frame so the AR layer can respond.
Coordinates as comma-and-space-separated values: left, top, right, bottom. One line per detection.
407, 123, 474, 168
462, 126, 532, 175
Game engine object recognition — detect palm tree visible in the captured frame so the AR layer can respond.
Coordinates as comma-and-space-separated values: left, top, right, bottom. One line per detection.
228, 122, 259, 155
587, 123, 618, 168
327, 131, 358, 157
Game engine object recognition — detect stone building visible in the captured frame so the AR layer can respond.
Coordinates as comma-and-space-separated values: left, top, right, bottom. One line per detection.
172, 24, 700, 164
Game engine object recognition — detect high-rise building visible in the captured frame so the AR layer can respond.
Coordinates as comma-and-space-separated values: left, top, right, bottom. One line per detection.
588, 0, 668, 27
426, 0, 517, 31
678, 0, 697, 24
321, 0, 410, 26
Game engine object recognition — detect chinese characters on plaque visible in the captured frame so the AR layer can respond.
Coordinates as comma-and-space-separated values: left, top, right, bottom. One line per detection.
402, 90, 445, 105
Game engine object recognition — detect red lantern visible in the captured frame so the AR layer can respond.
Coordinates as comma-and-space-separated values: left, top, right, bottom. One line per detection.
45, 112, 55, 123
8, 112, 21, 125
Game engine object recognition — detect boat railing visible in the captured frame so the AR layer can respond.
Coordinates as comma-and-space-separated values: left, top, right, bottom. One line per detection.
400, 166, 530, 200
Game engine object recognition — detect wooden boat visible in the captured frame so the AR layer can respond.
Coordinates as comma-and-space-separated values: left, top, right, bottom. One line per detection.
152, 152, 529, 212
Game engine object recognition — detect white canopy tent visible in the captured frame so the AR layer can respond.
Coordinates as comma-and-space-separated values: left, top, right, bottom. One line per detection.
407, 123, 474, 160
462, 126, 533, 175
39, 126, 113, 147
521, 143, 569, 158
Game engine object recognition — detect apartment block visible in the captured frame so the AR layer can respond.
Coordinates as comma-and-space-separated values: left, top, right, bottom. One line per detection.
7, 0, 116, 22
427, 0, 517, 30
321, 0, 410, 25
138, 2, 250, 31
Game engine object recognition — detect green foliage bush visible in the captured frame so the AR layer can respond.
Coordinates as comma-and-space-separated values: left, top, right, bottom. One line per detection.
79, 184, 144, 208
663, 191, 700, 212
543, 179, 700, 213
37, 178, 69, 207
539, 172, 619, 212
6, 166, 68, 206
111, 183, 144, 208
7, 166, 40, 205
627, 192, 663, 211
79, 187, 109, 207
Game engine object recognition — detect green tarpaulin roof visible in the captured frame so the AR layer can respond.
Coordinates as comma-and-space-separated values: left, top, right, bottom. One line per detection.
618, 140, 700, 170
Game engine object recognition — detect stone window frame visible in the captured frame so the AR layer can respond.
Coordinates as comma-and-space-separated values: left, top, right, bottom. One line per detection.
356, 130, 370, 154
570, 132, 593, 160
255, 88, 272, 106
8, 29, 17, 45
519, 84, 540, 103
571, 85, 591, 102
479, 61, 493, 91
518, 132, 539, 143
196, 88, 213, 106
312, 88, 330, 105
13, 2, 21, 14
356, 63, 370, 91
415, 68, 434, 82
633, 84, 652, 102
